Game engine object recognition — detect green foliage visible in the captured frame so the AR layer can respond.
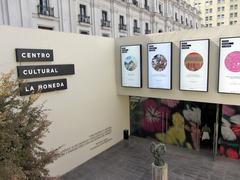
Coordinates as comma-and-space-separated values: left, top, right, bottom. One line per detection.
0, 72, 61, 179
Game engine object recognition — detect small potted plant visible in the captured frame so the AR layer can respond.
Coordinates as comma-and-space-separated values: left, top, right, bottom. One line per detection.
150, 142, 167, 180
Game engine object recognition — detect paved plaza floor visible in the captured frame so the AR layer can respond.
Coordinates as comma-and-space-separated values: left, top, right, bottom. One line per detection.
62, 136, 240, 180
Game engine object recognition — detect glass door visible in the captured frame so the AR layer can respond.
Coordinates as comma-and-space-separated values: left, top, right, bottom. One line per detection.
213, 104, 221, 160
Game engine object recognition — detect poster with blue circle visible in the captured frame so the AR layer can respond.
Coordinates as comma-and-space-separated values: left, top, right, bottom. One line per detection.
121, 45, 142, 87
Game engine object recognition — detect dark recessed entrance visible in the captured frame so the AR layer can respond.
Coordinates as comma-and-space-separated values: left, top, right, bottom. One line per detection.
130, 97, 240, 160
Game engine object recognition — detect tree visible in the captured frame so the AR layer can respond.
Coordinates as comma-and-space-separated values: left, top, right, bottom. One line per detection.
0, 72, 61, 179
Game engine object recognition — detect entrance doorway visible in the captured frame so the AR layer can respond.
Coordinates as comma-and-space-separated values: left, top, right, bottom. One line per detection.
199, 103, 217, 151
130, 97, 240, 160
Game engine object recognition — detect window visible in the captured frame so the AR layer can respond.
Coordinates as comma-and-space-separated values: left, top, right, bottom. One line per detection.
175, 12, 178, 21
144, 0, 149, 10
217, 0, 225, 3
102, 11, 107, 21
79, 4, 90, 23
80, 4, 86, 16
120, 15, 124, 25
38, 26, 53, 30
235, 12, 238, 17
209, 16, 212, 20
101, 11, 110, 27
209, 8, 212, 13
235, 4, 238, 9
206, 9, 209, 13
145, 22, 149, 30
134, 19, 138, 27
132, 0, 138, 6
217, 22, 221, 26
119, 16, 126, 31
209, 1, 213, 5
80, 30, 89, 35
102, 33, 110, 37
40, 0, 49, 7
133, 19, 140, 33
230, 13, 234, 18
144, 0, 148, 6
209, 23, 212, 27
218, 6, 225, 11
159, 4, 163, 14
205, 17, 208, 21
38, 0, 54, 16
145, 23, 150, 34
230, 5, 234, 10
230, 21, 233, 25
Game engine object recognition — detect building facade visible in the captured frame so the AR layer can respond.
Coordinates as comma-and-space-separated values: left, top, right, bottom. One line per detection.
188, 0, 240, 27
0, 0, 201, 37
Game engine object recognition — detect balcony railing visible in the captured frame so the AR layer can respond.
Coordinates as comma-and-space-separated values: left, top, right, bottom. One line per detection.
145, 29, 151, 34
37, 5, 54, 17
133, 26, 140, 33
144, 5, 150, 11
119, 24, 127, 31
101, 20, 111, 28
78, 15, 90, 24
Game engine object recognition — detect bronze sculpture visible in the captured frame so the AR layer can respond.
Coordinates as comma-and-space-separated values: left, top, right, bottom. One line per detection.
150, 142, 166, 166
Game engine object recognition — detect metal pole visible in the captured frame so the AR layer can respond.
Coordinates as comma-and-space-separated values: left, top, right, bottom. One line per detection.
213, 104, 220, 161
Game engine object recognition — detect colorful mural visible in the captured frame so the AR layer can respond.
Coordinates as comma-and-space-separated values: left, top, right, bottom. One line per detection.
219, 105, 240, 159
130, 96, 240, 160
130, 97, 202, 151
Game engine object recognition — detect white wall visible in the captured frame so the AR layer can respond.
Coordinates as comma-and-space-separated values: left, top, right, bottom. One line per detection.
0, 25, 129, 176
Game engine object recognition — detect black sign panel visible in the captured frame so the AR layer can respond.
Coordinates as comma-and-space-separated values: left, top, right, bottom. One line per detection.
16, 48, 54, 62
19, 79, 67, 96
17, 64, 75, 79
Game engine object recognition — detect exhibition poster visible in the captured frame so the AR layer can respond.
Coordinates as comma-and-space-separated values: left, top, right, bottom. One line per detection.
121, 45, 142, 87
219, 37, 240, 94
148, 43, 172, 89
180, 39, 209, 91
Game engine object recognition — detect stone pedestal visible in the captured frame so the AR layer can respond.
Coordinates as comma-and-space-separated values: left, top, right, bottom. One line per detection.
152, 163, 168, 180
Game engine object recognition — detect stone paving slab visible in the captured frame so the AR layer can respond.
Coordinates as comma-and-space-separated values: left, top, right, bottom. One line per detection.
62, 136, 240, 180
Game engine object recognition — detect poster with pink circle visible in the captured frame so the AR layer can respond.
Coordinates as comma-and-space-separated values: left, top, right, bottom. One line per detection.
219, 37, 240, 94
